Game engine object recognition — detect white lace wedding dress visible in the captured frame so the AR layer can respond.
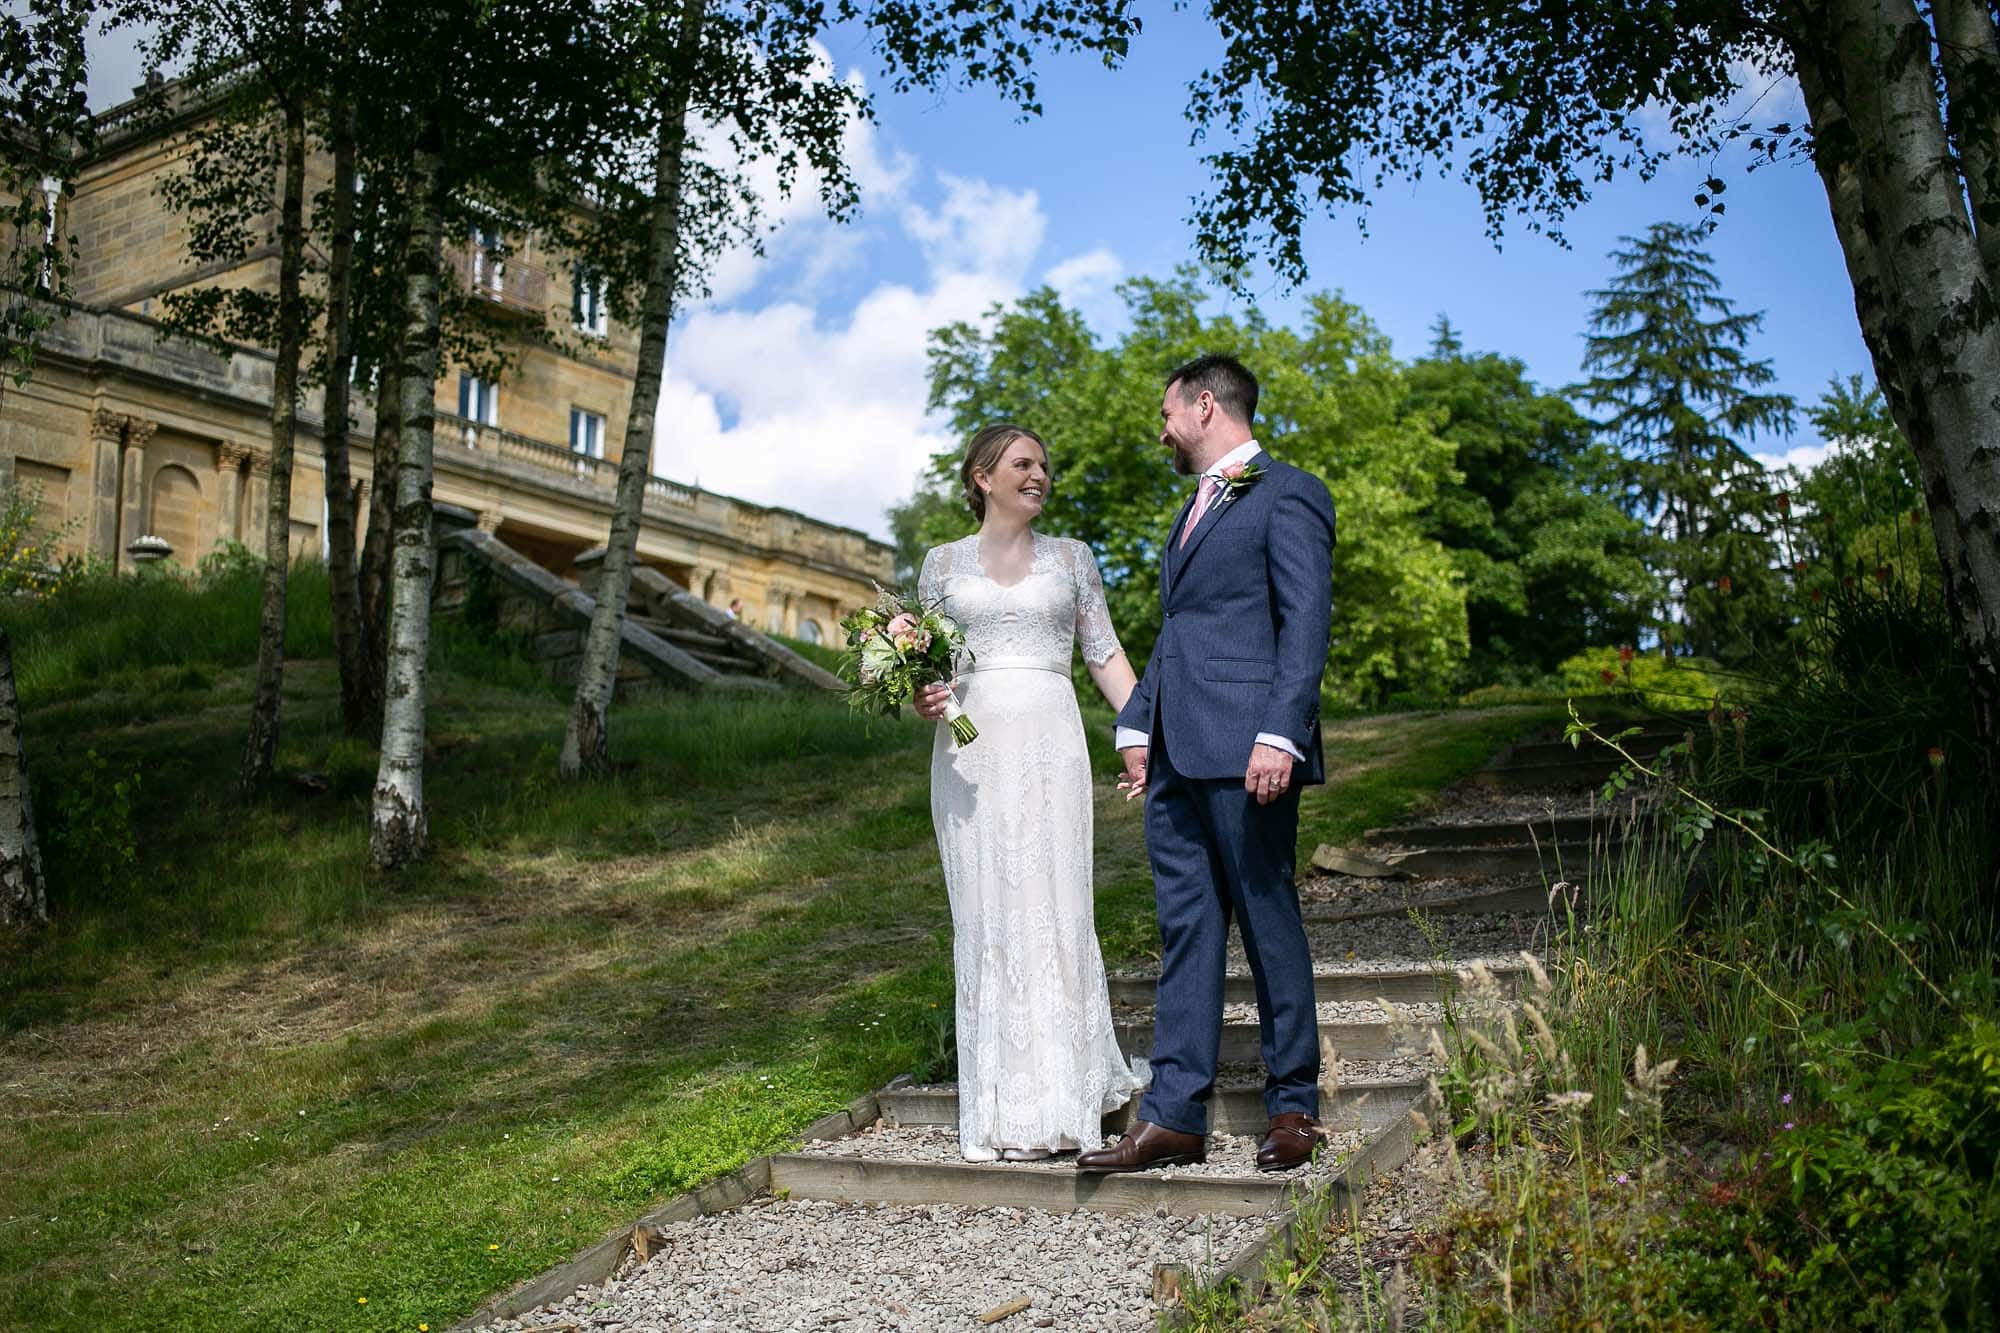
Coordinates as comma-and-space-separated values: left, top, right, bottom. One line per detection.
919, 532, 1142, 1157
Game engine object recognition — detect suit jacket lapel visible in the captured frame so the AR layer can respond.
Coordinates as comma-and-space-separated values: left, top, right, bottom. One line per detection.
1168, 450, 1268, 594
1162, 491, 1196, 598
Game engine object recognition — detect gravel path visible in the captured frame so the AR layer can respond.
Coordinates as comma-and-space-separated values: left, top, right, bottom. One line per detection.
1420, 785, 1634, 826
1289, 911, 1549, 968
471, 1199, 1266, 1333
796, 1123, 1367, 1182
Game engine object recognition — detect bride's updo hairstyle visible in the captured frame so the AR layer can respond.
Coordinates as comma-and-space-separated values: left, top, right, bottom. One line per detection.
961, 423, 1049, 520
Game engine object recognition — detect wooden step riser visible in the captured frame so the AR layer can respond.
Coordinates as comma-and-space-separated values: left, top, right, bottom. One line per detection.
1501, 734, 1675, 768
1362, 813, 1651, 849
1109, 968, 1526, 1008
1378, 843, 1604, 877
1465, 761, 1632, 791
1304, 883, 1557, 924
1115, 1020, 1440, 1064
879, 1085, 1418, 1138
768, 1153, 1303, 1219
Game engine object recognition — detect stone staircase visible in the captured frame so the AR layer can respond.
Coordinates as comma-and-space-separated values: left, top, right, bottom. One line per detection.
436, 530, 844, 697
461, 718, 1664, 1331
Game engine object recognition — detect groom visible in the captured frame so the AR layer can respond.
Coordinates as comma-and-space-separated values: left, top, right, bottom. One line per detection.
1077, 354, 1336, 1175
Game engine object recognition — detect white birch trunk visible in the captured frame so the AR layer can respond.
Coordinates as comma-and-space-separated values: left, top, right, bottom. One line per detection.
368, 141, 445, 871
559, 0, 710, 780
0, 628, 47, 929
1791, 0, 2000, 834
240, 55, 309, 794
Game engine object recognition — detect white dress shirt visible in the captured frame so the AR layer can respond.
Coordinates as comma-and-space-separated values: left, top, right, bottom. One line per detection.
1115, 440, 1305, 764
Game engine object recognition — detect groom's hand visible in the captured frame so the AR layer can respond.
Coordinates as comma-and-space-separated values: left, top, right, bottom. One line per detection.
1245, 743, 1295, 805
1116, 746, 1148, 802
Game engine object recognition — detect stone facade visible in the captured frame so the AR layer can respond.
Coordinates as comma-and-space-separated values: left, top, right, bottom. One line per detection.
0, 91, 891, 642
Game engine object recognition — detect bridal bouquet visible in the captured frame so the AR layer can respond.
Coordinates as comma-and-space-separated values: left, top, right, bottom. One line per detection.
838, 588, 979, 746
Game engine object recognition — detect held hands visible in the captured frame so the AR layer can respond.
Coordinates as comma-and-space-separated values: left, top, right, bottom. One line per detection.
1116, 746, 1148, 802
914, 681, 955, 721
1245, 743, 1295, 805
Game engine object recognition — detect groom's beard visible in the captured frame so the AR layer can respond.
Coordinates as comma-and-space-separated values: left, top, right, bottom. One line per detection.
1169, 440, 1197, 475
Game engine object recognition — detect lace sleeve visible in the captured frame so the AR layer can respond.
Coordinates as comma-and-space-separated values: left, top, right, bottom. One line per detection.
1069, 540, 1123, 667
918, 545, 943, 606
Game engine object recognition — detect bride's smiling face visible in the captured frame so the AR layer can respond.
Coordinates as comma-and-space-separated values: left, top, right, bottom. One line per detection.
977, 437, 1051, 522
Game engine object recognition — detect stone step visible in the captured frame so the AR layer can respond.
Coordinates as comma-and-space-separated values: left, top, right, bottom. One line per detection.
1108, 959, 1532, 1008
1113, 1000, 1446, 1064
708, 672, 786, 694
880, 1077, 1420, 1138
630, 616, 735, 654
776, 1118, 1396, 1219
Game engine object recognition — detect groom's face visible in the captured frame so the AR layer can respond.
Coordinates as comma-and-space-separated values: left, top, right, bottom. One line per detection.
1160, 382, 1203, 476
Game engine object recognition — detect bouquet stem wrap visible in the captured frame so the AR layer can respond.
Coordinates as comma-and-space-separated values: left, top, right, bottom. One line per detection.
941, 685, 979, 747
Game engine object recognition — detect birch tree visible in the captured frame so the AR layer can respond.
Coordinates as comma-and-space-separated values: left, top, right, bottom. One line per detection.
1176, 0, 2000, 832
0, 0, 91, 396
0, 628, 47, 929
558, 0, 1141, 779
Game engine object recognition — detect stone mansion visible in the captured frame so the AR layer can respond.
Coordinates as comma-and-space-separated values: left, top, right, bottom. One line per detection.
0, 85, 893, 647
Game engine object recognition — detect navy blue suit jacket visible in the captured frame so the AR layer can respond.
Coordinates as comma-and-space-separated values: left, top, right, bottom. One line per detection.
1115, 451, 1336, 784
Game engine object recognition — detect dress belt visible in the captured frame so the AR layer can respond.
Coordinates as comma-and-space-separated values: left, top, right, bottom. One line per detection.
962, 656, 1069, 675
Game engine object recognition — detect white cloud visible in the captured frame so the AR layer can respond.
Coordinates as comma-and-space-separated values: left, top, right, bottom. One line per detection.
1756, 440, 1835, 474
900, 173, 1046, 284
656, 196, 1038, 536
1629, 53, 1806, 159
1044, 246, 1123, 323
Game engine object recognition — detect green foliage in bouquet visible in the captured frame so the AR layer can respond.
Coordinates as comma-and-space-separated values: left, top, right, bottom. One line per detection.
838, 587, 978, 745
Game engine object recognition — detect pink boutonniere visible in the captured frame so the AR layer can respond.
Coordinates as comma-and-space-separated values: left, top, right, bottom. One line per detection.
1216, 460, 1265, 501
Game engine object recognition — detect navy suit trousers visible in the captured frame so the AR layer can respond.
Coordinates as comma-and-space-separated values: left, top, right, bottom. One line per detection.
1136, 724, 1320, 1135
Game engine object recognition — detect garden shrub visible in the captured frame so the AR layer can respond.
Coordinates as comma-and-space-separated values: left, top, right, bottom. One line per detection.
1556, 645, 1723, 712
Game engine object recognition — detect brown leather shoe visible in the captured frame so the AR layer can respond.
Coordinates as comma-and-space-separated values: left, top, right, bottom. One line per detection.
1075, 1120, 1206, 1174
1257, 1112, 1322, 1172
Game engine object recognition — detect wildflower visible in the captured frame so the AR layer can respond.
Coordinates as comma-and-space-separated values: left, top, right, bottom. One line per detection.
357, 1298, 368, 1305
1615, 1172, 1630, 1185
1618, 645, 1635, 664
1873, 566, 1891, 583
1774, 491, 1790, 513
1718, 575, 1733, 594
1780, 1092, 1792, 1106
1599, 669, 1617, 684
488, 1244, 500, 1251
1929, 746, 1946, 767
1783, 1121, 1795, 1131
1794, 560, 1808, 574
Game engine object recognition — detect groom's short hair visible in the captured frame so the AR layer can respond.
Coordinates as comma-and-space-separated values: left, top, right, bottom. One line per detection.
1166, 354, 1258, 427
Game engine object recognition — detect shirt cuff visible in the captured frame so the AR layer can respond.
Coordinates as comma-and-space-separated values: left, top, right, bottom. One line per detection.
1114, 727, 1150, 751
1255, 732, 1304, 762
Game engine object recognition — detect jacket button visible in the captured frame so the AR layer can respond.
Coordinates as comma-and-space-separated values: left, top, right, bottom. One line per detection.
1164, 610, 1173, 619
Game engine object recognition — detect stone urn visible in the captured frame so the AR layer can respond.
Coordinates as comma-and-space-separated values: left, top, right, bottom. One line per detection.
126, 534, 173, 566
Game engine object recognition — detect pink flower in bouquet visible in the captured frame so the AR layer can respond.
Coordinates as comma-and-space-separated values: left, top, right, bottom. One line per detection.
884, 612, 929, 652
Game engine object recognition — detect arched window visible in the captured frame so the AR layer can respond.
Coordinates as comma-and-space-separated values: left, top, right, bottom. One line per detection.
148, 464, 202, 562
798, 619, 822, 645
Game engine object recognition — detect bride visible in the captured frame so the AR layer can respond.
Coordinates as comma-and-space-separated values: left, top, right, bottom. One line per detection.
913, 423, 1145, 1163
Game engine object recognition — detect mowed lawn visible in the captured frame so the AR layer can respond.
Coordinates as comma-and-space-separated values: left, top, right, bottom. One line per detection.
0, 624, 1554, 1331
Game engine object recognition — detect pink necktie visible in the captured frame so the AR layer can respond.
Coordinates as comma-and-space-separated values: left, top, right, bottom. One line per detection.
1180, 474, 1221, 548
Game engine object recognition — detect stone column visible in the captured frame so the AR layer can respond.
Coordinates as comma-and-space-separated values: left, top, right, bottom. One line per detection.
214, 443, 250, 548
244, 449, 272, 556
87, 410, 124, 559
352, 478, 371, 549
116, 416, 157, 572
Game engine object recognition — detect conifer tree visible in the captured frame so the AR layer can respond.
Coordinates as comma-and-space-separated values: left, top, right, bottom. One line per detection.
1575, 223, 1794, 663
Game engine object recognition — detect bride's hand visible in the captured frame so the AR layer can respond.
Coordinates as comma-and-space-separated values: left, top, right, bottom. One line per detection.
914, 682, 954, 721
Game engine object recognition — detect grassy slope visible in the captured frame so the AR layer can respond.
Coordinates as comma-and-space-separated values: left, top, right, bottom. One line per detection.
0, 580, 1555, 1332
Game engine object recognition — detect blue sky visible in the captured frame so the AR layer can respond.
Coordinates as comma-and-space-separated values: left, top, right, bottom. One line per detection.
85, 9, 1869, 539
